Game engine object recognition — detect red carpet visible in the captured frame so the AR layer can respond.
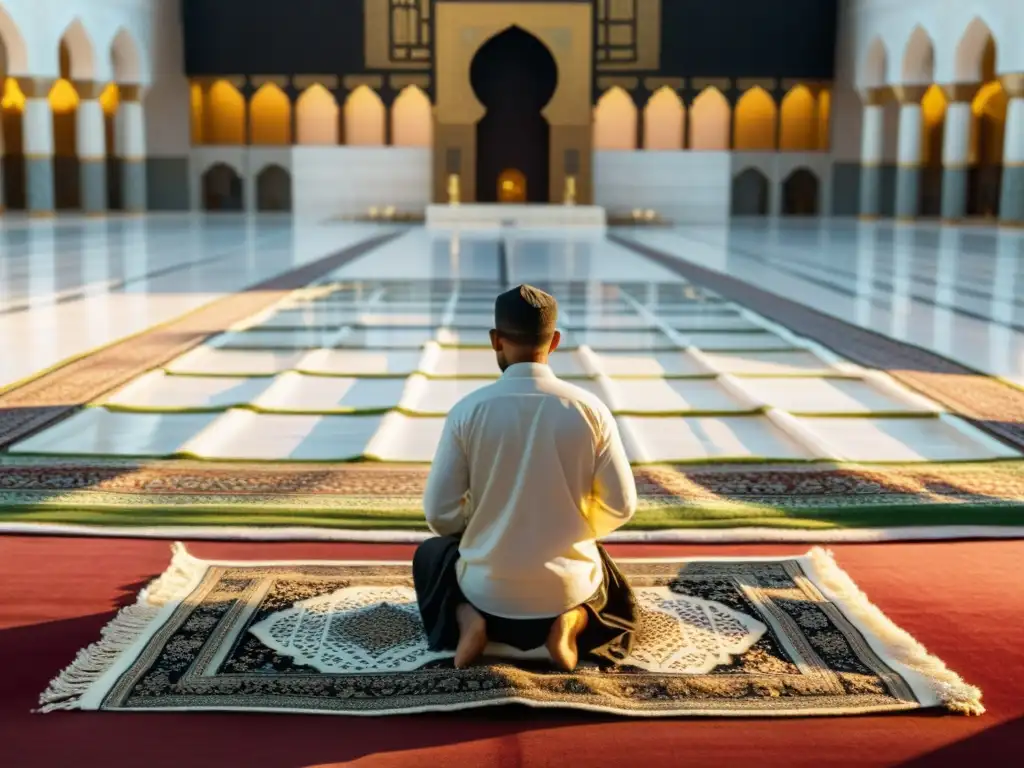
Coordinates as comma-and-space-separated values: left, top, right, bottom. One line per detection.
1, 536, 1022, 767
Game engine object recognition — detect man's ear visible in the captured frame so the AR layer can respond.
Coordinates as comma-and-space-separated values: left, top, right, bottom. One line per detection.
489, 329, 501, 351
548, 329, 561, 353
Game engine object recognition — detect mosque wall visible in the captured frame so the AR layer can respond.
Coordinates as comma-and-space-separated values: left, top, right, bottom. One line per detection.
0, 0, 191, 212
830, 0, 1024, 221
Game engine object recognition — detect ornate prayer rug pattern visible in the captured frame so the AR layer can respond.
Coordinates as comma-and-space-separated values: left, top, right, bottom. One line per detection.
0, 232, 401, 450
2, 459, 1023, 537
38, 546, 982, 717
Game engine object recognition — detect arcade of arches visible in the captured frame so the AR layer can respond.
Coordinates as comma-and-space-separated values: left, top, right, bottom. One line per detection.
1, 28, 145, 214
858, 21, 1018, 222
189, 79, 831, 153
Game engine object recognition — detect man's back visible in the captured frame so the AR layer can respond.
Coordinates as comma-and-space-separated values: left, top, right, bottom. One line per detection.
423, 362, 637, 619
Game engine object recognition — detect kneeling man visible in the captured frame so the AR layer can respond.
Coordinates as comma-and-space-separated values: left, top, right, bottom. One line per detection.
414, 285, 639, 671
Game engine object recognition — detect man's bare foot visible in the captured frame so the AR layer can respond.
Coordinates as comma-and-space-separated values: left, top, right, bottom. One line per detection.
546, 606, 589, 671
454, 603, 488, 669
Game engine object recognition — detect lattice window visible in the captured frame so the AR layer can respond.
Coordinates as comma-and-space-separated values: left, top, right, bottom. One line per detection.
596, 0, 638, 64
389, 0, 431, 62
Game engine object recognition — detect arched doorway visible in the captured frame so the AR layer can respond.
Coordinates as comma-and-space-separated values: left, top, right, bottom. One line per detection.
497, 168, 526, 202
782, 169, 819, 215
731, 168, 770, 216
256, 165, 292, 211
202, 163, 243, 211
470, 26, 557, 203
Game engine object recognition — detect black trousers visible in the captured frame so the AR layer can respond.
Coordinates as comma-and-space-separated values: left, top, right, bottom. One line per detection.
412, 535, 638, 664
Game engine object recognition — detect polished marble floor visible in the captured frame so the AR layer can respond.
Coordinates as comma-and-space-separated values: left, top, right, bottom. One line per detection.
624, 220, 1024, 388
3, 215, 1017, 465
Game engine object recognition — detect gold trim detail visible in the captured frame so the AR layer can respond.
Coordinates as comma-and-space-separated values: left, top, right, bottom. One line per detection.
860, 87, 890, 106
343, 75, 384, 90
390, 74, 431, 90
999, 73, 1024, 99
891, 85, 928, 104
595, 0, 660, 73
736, 78, 777, 91
292, 75, 340, 90
250, 75, 291, 89
119, 84, 144, 103
597, 76, 639, 92
643, 77, 683, 91
16, 78, 55, 98
691, 77, 732, 92
941, 83, 980, 103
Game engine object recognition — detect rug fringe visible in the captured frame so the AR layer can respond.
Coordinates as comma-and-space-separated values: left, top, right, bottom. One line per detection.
36, 543, 206, 713
806, 548, 984, 716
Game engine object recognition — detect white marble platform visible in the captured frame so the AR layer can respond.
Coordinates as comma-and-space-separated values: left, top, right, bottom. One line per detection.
426, 204, 606, 230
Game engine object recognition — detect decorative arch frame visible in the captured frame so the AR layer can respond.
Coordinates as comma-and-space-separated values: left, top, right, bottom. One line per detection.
433, 2, 593, 204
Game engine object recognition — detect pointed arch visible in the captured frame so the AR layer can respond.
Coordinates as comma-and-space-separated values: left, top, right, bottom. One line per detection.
50, 58, 80, 210
344, 85, 385, 146
0, 6, 29, 74
731, 168, 770, 215
642, 86, 684, 150
689, 87, 730, 150
206, 80, 245, 145
955, 18, 996, 83
110, 28, 142, 84
202, 163, 244, 211
249, 83, 291, 145
296, 84, 339, 145
593, 87, 636, 150
901, 26, 935, 85
391, 85, 432, 147
59, 18, 96, 81
779, 85, 817, 151
863, 37, 888, 89
781, 168, 819, 215
256, 164, 292, 211
734, 87, 777, 151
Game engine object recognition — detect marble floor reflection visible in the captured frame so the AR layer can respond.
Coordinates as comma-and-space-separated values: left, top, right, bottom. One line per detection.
624, 219, 1024, 388
4, 214, 1024, 397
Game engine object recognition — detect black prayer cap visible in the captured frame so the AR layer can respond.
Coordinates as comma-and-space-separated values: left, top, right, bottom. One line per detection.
494, 284, 558, 343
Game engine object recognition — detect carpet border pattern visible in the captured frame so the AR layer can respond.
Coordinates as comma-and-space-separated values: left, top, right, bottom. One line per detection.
36, 545, 983, 718
1, 460, 1023, 540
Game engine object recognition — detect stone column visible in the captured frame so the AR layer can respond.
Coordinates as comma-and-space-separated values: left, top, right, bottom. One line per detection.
0, 109, 5, 212
75, 81, 108, 215
116, 85, 148, 212
632, 87, 649, 150
858, 87, 887, 218
19, 78, 56, 216
939, 84, 977, 221
892, 85, 927, 220
999, 73, 1024, 226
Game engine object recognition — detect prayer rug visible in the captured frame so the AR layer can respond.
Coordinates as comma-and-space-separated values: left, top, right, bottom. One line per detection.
38, 545, 982, 717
